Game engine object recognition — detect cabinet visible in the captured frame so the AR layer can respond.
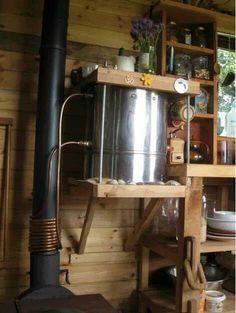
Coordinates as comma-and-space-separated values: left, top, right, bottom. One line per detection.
152, 0, 218, 164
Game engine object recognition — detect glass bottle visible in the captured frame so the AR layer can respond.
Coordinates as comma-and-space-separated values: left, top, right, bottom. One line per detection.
167, 21, 178, 42
194, 26, 206, 47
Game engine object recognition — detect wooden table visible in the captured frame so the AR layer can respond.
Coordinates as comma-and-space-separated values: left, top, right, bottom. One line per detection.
0, 294, 117, 313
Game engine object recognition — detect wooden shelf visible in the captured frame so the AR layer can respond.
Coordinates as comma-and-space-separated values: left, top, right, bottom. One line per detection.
223, 290, 235, 313
191, 78, 214, 86
217, 136, 235, 142
82, 67, 200, 95
165, 74, 214, 86
141, 235, 178, 263
201, 239, 235, 253
168, 164, 235, 178
140, 288, 175, 313
68, 178, 186, 198
194, 113, 214, 120
166, 40, 214, 55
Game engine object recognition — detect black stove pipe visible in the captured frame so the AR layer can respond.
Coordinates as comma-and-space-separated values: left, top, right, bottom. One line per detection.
30, 0, 69, 290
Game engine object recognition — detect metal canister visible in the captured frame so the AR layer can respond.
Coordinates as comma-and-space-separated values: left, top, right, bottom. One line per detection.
170, 99, 195, 124
85, 85, 167, 183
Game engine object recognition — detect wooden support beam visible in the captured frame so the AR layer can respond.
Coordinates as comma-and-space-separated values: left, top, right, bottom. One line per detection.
125, 198, 165, 251
78, 192, 95, 254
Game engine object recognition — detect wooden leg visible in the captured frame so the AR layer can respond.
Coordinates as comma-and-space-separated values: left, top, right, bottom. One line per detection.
176, 177, 203, 313
125, 198, 164, 251
138, 199, 149, 313
78, 193, 95, 254
1, 123, 12, 261
138, 247, 149, 313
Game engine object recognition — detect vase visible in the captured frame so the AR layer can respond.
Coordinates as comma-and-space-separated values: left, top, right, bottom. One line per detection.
138, 46, 156, 74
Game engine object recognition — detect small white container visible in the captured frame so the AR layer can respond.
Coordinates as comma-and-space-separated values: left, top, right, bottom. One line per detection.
205, 290, 226, 312
115, 55, 135, 72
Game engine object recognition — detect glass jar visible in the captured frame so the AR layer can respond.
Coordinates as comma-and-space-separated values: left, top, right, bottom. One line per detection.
180, 27, 192, 45
192, 56, 210, 80
159, 198, 179, 239
194, 26, 206, 47
174, 53, 191, 78
183, 28, 192, 44
167, 21, 178, 42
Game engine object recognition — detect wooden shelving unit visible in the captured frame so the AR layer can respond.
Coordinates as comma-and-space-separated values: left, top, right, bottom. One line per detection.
153, 0, 218, 164
68, 164, 235, 313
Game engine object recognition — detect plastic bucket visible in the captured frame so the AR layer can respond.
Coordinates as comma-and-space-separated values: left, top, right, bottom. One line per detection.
205, 290, 226, 312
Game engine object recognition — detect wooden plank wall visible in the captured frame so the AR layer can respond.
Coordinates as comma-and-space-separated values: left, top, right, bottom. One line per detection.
0, 0, 154, 311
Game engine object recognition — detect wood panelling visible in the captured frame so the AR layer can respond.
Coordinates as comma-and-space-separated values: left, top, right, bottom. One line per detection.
0, 1, 234, 311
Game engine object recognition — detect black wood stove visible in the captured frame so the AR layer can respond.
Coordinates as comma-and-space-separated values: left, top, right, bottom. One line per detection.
0, 1, 116, 312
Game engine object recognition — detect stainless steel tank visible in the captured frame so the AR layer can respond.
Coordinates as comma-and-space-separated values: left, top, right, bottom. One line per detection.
86, 84, 167, 183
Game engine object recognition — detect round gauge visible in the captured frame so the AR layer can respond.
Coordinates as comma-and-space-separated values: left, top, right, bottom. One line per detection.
174, 78, 189, 94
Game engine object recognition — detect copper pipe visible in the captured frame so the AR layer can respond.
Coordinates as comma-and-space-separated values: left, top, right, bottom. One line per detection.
41, 94, 93, 250
29, 217, 59, 252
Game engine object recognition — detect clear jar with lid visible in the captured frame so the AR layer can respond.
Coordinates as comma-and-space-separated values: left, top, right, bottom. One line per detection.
183, 28, 192, 45
192, 56, 210, 80
167, 21, 178, 42
179, 27, 192, 45
174, 53, 191, 78
194, 26, 206, 47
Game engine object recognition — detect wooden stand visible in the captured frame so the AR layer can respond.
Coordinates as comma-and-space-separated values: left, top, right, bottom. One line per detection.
69, 164, 235, 313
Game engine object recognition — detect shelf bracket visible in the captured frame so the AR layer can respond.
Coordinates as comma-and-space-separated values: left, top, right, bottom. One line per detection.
78, 190, 95, 254
125, 198, 165, 251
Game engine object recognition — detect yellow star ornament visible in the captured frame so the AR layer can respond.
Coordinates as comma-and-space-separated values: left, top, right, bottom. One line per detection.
140, 73, 153, 86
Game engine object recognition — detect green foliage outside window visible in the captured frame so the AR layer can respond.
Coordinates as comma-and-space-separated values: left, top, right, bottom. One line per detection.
218, 48, 236, 113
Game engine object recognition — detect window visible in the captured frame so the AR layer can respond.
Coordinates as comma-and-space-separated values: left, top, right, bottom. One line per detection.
217, 33, 235, 137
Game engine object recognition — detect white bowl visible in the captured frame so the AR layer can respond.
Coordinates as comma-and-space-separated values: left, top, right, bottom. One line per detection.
213, 211, 236, 221
206, 217, 236, 233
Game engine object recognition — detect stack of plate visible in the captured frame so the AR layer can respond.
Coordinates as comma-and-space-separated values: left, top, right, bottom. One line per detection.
206, 211, 236, 240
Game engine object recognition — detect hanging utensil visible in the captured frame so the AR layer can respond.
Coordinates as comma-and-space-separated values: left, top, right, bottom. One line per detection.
222, 71, 235, 87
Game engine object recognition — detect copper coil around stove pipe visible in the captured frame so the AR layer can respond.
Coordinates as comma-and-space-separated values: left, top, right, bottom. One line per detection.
29, 217, 60, 252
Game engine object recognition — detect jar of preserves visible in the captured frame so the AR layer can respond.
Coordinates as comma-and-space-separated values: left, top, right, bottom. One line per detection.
194, 26, 206, 47
167, 21, 178, 42
174, 53, 191, 78
192, 56, 210, 80
183, 28, 191, 44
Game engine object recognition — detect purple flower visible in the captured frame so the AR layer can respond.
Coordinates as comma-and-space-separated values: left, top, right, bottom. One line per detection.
130, 17, 165, 51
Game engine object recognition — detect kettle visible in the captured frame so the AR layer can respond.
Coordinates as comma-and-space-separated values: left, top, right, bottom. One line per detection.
189, 141, 210, 163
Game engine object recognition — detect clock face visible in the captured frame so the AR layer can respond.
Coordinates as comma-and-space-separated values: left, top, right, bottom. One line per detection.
174, 78, 189, 94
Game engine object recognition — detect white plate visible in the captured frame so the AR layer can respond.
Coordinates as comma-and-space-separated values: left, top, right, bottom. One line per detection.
207, 234, 236, 241
206, 217, 236, 232
208, 231, 235, 237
